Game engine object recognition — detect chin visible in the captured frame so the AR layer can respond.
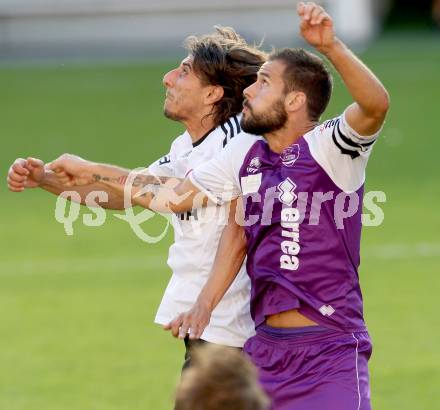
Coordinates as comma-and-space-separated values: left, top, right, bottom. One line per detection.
164, 108, 184, 122
163, 108, 175, 119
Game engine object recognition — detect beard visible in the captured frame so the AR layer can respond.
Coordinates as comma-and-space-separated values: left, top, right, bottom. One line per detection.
241, 98, 287, 135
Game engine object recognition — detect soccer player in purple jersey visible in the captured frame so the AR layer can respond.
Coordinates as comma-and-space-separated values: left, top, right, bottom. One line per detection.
165, 3, 389, 409
37, 3, 389, 408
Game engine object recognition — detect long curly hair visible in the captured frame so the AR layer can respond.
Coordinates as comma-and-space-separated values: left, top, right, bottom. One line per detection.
184, 27, 267, 127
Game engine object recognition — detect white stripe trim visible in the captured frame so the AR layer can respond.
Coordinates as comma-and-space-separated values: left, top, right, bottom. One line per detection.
342, 109, 382, 144
334, 127, 374, 154
352, 333, 361, 410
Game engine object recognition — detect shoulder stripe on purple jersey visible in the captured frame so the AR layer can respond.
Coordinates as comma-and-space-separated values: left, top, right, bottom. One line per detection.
336, 122, 376, 149
332, 124, 360, 159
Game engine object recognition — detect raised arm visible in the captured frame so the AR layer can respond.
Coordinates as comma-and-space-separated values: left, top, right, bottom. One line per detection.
164, 199, 247, 340
297, 2, 390, 135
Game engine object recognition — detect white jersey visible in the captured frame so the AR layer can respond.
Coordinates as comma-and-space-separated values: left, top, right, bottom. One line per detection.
150, 115, 255, 347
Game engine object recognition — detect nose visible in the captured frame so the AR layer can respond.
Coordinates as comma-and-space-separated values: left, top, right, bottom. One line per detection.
243, 82, 255, 101
163, 68, 177, 88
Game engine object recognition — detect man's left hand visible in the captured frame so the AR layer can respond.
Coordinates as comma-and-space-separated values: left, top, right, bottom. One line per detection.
297, 2, 336, 52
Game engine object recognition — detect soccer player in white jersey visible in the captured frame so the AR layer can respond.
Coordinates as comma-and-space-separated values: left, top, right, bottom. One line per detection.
26, 3, 389, 408
6, 28, 266, 369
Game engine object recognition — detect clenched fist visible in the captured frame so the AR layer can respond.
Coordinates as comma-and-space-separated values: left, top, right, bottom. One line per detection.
47, 153, 96, 187
7, 157, 46, 192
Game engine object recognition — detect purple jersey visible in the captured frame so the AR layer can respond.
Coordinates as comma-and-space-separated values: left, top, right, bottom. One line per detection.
190, 111, 380, 333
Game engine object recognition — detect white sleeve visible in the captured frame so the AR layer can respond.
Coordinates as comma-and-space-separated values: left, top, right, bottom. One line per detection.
189, 132, 258, 205
305, 110, 382, 193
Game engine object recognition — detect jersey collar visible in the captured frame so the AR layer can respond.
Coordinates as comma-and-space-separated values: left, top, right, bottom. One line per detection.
192, 126, 216, 148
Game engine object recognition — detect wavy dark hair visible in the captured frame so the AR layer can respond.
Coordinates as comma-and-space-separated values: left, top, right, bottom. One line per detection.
269, 48, 333, 121
184, 27, 267, 127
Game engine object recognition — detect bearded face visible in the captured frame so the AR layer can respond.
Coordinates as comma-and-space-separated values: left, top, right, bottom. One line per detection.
241, 97, 288, 135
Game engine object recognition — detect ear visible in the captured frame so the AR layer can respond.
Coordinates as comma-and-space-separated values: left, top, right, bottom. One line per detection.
204, 85, 224, 105
285, 91, 307, 113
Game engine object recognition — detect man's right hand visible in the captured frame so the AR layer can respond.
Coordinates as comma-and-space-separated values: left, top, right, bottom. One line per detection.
7, 157, 46, 192
47, 153, 97, 187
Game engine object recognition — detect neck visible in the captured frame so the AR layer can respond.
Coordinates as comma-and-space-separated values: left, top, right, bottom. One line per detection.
264, 119, 317, 153
183, 114, 216, 143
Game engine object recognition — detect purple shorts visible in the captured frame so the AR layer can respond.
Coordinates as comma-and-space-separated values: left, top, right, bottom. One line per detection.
244, 325, 372, 410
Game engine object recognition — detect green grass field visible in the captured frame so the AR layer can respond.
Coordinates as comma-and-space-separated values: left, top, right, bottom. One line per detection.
1, 32, 439, 409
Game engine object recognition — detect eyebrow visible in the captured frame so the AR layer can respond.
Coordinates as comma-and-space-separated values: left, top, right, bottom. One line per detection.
258, 71, 270, 80
182, 62, 192, 70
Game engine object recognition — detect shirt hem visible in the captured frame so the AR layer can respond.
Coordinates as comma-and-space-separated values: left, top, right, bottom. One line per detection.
154, 316, 250, 348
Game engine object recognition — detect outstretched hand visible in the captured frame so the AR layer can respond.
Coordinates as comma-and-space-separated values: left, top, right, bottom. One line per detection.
297, 2, 335, 52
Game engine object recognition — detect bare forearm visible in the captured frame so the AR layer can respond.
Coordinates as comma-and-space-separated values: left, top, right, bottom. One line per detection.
89, 163, 185, 211
48, 154, 208, 213
83, 164, 207, 214
320, 39, 389, 117
40, 170, 124, 209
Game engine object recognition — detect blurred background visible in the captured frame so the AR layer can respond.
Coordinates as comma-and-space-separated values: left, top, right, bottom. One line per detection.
1, 0, 439, 409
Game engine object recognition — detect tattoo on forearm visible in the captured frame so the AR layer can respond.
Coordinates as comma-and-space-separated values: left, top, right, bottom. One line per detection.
92, 173, 170, 186
93, 174, 126, 184
132, 175, 171, 187
92, 173, 175, 199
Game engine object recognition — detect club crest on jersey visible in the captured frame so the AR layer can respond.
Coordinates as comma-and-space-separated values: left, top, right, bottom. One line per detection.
280, 144, 300, 167
247, 156, 261, 174
277, 177, 297, 206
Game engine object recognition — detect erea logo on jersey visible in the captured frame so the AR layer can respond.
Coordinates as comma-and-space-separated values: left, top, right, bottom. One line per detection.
278, 177, 301, 272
